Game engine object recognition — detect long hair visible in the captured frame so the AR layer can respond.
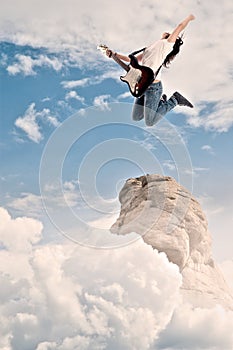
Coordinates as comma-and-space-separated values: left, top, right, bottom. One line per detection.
163, 35, 184, 68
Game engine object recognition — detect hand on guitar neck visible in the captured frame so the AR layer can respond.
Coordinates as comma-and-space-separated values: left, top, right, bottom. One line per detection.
105, 48, 114, 58
106, 49, 130, 63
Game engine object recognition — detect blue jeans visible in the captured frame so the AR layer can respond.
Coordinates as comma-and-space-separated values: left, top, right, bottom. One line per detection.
132, 81, 177, 126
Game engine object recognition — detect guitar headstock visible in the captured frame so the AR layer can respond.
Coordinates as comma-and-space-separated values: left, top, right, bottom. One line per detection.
97, 44, 109, 55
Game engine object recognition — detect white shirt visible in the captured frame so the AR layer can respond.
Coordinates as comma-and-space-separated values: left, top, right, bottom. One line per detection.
141, 39, 174, 80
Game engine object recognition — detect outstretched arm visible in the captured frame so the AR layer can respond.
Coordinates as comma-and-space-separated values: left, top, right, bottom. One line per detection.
106, 49, 130, 62
168, 14, 195, 43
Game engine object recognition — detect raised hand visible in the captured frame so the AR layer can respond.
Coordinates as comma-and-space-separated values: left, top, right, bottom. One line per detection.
188, 14, 195, 21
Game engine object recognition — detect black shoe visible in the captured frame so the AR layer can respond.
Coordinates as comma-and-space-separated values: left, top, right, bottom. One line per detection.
173, 91, 193, 108
161, 94, 167, 102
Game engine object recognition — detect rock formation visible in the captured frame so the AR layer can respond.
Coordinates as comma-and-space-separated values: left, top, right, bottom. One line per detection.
111, 174, 233, 309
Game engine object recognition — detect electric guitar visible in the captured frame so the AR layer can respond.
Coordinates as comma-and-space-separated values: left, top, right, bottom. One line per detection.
97, 44, 155, 98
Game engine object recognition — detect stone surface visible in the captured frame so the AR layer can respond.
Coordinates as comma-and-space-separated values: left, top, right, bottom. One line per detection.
111, 174, 233, 309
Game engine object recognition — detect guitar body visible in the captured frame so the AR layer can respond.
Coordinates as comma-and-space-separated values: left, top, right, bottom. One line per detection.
97, 45, 155, 98
120, 55, 155, 98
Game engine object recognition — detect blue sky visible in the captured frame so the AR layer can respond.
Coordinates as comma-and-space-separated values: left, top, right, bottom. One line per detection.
1, 1, 233, 349
1, 36, 232, 260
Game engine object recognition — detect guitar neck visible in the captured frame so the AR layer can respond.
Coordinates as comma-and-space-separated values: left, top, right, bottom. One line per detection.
111, 53, 130, 72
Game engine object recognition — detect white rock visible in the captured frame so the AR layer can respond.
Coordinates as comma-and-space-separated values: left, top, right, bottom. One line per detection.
111, 174, 233, 309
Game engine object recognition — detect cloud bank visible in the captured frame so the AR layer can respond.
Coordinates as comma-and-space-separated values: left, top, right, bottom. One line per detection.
15, 103, 60, 143
7, 54, 62, 76
1, 207, 233, 349
1, 0, 233, 132
0, 207, 182, 349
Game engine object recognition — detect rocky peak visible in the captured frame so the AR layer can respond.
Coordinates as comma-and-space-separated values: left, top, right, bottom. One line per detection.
111, 174, 233, 309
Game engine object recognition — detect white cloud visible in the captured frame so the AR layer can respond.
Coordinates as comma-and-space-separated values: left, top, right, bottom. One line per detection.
0, 52, 8, 66
41, 97, 51, 102
0, 206, 182, 350
93, 94, 111, 110
15, 103, 43, 143
15, 103, 60, 143
7, 54, 62, 76
117, 91, 132, 100
6, 181, 81, 220
163, 160, 176, 171
201, 144, 215, 155
0, 207, 43, 252
184, 166, 209, 178
187, 101, 233, 133
137, 136, 157, 152
77, 108, 86, 116
1, 206, 233, 349
201, 145, 211, 151
156, 303, 233, 350
7, 192, 43, 217
61, 70, 121, 90
61, 78, 91, 89
65, 90, 85, 104
46, 115, 61, 127
42, 180, 81, 208
88, 213, 120, 229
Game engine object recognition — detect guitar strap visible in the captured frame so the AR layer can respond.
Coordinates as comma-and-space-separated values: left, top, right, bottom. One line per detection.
154, 64, 162, 78
130, 47, 146, 56
130, 47, 163, 79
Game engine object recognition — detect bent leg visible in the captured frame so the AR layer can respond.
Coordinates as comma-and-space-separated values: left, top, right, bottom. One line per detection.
145, 83, 177, 126
132, 95, 145, 121
144, 82, 163, 126
156, 96, 177, 116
